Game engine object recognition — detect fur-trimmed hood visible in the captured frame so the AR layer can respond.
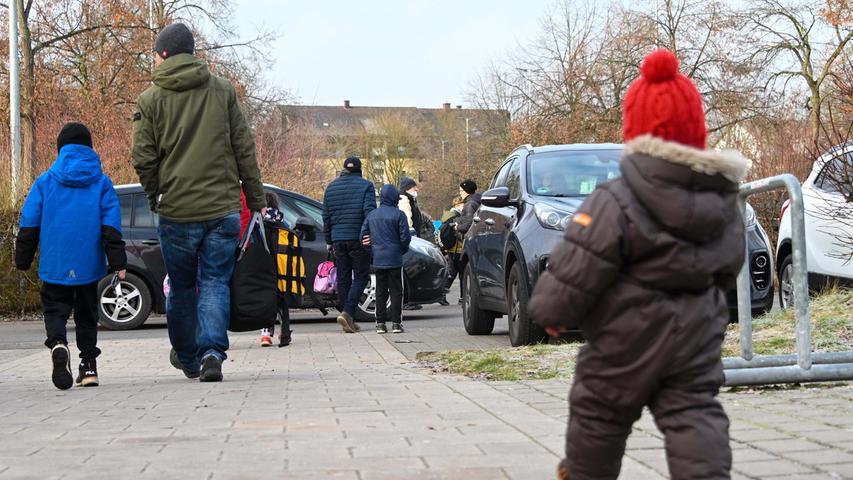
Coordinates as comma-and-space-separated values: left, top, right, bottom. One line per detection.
619, 135, 747, 243
624, 135, 751, 183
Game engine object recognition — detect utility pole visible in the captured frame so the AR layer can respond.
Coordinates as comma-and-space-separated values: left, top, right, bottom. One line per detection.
9, 0, 21, 204
149, 0, 157, 71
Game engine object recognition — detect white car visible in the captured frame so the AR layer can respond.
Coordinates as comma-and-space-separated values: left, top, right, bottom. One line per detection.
776, 144, 853, 309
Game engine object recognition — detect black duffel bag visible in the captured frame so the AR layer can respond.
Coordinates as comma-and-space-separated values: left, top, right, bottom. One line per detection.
229, 212, 278, 332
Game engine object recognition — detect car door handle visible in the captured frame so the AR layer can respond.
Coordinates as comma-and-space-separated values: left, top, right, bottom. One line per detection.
484, 219, 496, 226
141, 239, 160, 246
473, 216, 481, 223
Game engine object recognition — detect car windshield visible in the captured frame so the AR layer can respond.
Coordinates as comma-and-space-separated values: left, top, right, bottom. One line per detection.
527, 149, 622, 197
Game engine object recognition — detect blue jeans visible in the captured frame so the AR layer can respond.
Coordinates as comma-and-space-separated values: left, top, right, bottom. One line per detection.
159, 213, 240, 370
334, 240, 370, 316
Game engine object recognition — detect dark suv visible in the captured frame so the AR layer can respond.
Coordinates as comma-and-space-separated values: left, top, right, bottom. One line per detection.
461, 144, 774, 347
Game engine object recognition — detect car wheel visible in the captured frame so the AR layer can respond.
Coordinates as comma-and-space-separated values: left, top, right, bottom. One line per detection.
97, 272, 152, 330
354, 274, 393, 323
778, 255, 794, 310
507, 263, 546, 347
462, 263, 495, 335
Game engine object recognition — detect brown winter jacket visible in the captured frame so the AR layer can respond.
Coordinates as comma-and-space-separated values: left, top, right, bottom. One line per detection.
529, 135, 751, 337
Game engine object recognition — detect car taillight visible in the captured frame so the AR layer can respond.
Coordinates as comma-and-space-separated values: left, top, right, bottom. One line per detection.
780, 199, 791, 219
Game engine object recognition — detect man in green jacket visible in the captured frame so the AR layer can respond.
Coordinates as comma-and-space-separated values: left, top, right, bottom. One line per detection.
131, 23, 265, 383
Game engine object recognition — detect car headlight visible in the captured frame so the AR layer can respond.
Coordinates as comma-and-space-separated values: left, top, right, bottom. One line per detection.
744, 203, 756, 228
535, 204, 572, 231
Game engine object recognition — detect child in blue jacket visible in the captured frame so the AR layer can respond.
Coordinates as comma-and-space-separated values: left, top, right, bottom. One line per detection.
360, 184, 411, 334
15, 122, 127, 390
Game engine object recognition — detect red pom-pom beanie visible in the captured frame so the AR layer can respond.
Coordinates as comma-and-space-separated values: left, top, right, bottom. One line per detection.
623, 48, 707, 150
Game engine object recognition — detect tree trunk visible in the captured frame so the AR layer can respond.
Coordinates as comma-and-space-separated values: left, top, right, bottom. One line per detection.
17, 0, 35, 185
810, 86, 823, 149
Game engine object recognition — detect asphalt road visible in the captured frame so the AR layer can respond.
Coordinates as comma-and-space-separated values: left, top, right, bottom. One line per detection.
0, 281, 491, 352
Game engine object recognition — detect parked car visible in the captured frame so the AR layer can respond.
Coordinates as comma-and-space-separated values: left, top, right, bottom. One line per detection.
97, 183, 447, 330
461, 143, 774, 347
776, 144, 853, 309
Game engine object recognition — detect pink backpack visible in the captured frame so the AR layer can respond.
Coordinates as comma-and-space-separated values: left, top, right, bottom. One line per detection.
313, 261, 337, 294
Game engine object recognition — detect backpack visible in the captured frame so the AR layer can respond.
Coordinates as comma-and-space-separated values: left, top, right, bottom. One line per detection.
229, 212, 278, 332
266, 222, 306, 306
313, 259, 337, 295
437, 218, 459, 250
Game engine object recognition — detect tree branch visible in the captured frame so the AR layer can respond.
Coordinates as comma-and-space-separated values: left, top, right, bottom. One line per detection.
33, 24, 110, 54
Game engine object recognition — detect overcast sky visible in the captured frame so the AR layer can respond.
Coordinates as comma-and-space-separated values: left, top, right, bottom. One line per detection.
232, 0, 554, 108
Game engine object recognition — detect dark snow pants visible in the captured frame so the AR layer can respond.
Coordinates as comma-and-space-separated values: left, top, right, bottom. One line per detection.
560, 294, 732, 480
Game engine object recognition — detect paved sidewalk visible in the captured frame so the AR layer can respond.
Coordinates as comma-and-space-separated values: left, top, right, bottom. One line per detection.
0, 321, 851, 479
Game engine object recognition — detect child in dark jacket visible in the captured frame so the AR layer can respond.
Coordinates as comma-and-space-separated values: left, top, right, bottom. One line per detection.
529, 49, 750, 480
360, 184, 411, 334
15, 122, 127, 390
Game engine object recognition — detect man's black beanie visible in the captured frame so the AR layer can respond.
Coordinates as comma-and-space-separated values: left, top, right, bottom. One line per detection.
154, 23, 195, 59
56, 122, 93, 153
460, 179, 477, 195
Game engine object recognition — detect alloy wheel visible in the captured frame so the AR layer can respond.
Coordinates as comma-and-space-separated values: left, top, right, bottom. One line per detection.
780, 262, 794, 309
100, 281, 143, 325
508, 274, 520, 330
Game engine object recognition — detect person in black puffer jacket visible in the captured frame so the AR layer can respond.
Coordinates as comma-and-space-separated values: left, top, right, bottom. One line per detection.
322, 157, 377, 333
455, 179, 481, 237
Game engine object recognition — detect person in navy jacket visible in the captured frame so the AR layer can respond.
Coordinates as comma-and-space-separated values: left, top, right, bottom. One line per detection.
360, 184, 411, 334
15, 122, 127, 390
322, 157, 376, 333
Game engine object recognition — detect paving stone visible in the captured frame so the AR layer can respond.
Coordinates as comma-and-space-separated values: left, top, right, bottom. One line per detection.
783, 449, 853, 465
821, 463, 853, 477
732, 447, 781, 463
734, 459, 817, 476
751, 438, 826, 453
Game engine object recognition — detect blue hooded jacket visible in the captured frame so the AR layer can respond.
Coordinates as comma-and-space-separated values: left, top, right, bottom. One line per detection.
17, 144, 124, 286
360, 184, 412, 269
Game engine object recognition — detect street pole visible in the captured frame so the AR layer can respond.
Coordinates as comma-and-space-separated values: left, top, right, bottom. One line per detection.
9, 0, 21, 205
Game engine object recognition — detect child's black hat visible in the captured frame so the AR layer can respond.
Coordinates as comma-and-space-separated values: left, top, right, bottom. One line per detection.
56, 122, 93, 153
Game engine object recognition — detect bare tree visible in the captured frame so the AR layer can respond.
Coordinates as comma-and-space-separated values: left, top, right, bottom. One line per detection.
2, 0, 276, 200
747, 0, 853, 147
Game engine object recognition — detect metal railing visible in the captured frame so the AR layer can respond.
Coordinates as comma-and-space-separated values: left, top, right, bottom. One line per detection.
722, 174, 853, 386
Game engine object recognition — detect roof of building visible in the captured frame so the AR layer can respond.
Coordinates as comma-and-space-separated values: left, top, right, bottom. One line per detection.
279, 101, 509, 138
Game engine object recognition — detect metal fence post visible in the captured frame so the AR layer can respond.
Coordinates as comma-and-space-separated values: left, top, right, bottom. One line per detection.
783, 174, 812, 370
721, 173, 834, 386
736, 195, 753, 361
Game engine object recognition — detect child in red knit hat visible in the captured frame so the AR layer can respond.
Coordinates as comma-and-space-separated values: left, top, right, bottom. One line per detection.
529, 48, 751, 480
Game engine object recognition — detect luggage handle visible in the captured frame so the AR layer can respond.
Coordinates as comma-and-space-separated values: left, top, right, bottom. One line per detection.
237, 211, 270, 260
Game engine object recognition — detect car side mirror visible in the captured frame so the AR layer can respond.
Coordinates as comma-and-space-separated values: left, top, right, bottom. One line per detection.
481, 187, 512, 208
294, 216, 317, 241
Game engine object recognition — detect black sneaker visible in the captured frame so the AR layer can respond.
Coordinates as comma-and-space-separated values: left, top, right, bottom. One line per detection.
199, 355, 223, 382
336, 312, 361, 333
278, 331, 292, 348
437, 296, 450, 306
170, 348, 200, 379
376, 323, 387, 334
50, 344, 73, 390
392, 323, 404, 334
76, 359, 99, 387
402, 304, 422, 311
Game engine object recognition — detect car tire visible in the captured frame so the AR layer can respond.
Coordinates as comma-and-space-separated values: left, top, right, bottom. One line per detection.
507, 263, 546, 346
778, 255, 794, 310
97, 272, 152, 330
462, 263, 495, 335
